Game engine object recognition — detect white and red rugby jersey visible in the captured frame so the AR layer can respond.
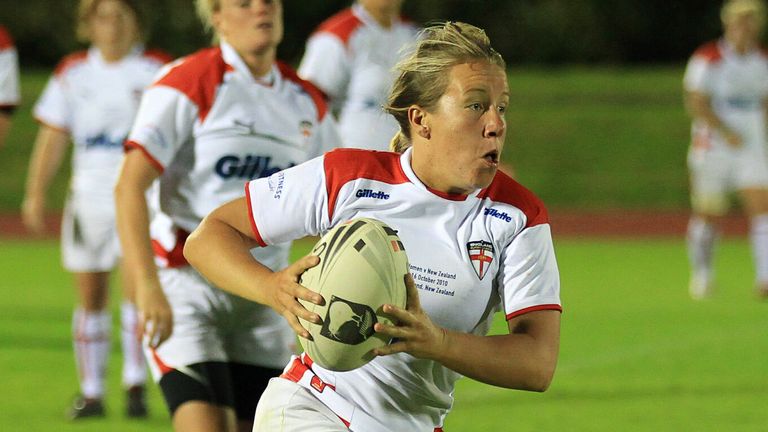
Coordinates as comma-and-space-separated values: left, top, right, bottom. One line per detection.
684, 39, 768, 153
298, 3, 418, 150
127, 42, 340, 269
246, 148, 561, 430
0, 26, 20, 110
34, 45, 170, 205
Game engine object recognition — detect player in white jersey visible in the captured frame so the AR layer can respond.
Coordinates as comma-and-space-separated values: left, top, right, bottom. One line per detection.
20, 0, 170, 420
186, 22, 561, 432
298, 0, 419, 150
684, 0, 768, 299
114, 0, 341, 430
0, 25, 20, 149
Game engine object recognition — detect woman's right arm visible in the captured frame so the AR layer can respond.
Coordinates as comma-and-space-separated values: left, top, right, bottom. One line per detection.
184, 198, 323, 339
114, 150, 168, 347
685, 91, 742, 147
21, 125, 69, 234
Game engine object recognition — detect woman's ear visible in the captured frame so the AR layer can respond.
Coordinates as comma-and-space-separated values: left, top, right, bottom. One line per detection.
408, 105, 431, 139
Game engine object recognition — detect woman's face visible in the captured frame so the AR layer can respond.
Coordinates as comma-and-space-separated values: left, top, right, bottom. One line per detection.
725, 12, 763, 48
417, 61, 509, 195
213, 0, 283, 56
88, 0, 139, 52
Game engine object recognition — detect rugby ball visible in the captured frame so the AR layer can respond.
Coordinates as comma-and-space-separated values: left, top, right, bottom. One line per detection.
298, 218, 409, 371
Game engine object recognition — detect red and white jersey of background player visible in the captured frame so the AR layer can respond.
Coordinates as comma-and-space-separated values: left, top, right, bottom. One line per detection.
246, 147, 561, 429
684, 39, 768, 154
298, 3, 419, 150
0, 26, 20, 110
127, 42, 340, 270
34, 45, 170, 205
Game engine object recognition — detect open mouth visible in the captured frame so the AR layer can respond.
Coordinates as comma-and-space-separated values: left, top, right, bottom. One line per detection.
483, 150, 499, 165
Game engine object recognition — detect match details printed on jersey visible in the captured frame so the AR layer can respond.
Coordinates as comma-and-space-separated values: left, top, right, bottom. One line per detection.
409, 264, 457, 296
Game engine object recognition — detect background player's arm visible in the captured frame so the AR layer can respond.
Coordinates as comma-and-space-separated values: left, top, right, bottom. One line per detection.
0, 111, 11, 149
374, 275, 560, 392
685, 90, 742, 147
21, 124, 69, 234
114, 150, 169, 347
184, 198, 324, 339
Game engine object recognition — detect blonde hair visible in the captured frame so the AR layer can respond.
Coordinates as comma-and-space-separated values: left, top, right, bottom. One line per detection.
76, 0, 143, 43
721, 0, 767, 27
195, 0, 220, 34
384, 22, 506, 153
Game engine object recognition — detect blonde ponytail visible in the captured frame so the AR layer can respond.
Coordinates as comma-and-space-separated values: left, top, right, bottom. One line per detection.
389, 131, 411, 153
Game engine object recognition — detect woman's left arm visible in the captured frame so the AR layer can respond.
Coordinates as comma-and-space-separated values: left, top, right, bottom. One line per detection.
374, 275, 560, 391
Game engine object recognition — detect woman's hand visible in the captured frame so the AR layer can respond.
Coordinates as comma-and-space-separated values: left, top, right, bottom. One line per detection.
372, 274, 448, 360
137, 277, 173, 348
268, 254, 325, 340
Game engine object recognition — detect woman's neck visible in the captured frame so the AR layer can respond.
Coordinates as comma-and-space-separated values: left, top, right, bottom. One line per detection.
238, 46, 276, 78
362, 3, 397, 28
726, 34, 756, 55
96, 42, 134, 63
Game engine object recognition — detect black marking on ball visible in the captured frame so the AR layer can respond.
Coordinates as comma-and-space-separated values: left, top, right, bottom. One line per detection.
320, 295, 378, 345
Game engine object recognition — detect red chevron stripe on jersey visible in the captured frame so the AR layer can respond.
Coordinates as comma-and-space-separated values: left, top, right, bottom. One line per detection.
692, 41, 723, 63
142, 49, 173, 65
53, 51, 89, 76
276, 61, 328, 121
323, 148, 410, 220
478, 171, 549, 228
0, 26, 13, 50
315, 8, 364, 46
154, 47, 234, 122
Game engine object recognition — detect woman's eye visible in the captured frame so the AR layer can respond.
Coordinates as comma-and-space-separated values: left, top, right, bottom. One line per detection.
238, 0, 250, 8
498, 105, 507, 114
469, 103, 483, 111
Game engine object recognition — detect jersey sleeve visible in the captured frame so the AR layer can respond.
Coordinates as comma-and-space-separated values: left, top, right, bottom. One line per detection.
126, 84, 197, 171
298, 33, 350, 103
497, 224, 561, 320
0, 44, 20, 109
245, 156, 329, 247
33, 74, 70, 131
683, 55, 713, 94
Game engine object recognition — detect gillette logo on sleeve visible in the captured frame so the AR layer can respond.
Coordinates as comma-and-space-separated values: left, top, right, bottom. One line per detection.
484, 208, 512, 222
355, 189, 390, 200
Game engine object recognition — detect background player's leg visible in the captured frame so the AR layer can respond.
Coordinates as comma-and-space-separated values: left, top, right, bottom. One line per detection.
118, 266, 148, 417
739, 188, 768, 298
687, 214, 719, 299
173, 401, 237, 432
70, 271, 110, 419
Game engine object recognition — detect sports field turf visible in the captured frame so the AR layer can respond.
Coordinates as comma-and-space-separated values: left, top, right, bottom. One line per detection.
0, 236, 764, 431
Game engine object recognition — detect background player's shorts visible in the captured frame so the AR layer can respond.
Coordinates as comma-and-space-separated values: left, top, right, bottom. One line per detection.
145, 265, 296, 381
252, 378, 350, 432
60, 196, 120, 272
688, 146, 768, 215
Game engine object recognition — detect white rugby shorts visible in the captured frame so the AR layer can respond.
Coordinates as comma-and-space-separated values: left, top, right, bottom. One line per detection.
145, 265, 296, 381
60, 196, 121, 272
688, 146, 768, 214
252, 378, 350, 432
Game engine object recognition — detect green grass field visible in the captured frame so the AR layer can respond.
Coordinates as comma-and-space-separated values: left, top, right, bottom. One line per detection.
1, 237, 765, 431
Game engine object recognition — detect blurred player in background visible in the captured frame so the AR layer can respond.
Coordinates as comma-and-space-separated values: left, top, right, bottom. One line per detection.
298, 0, 418, 150
684, 0, 768, 299
114, 0, 340, 430
20, 0, 170, 419
0, 25, 20, 149
185, 22, 561, 431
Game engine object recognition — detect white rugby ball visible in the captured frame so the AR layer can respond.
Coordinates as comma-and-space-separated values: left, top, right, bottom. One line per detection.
298, 218, 409, 371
